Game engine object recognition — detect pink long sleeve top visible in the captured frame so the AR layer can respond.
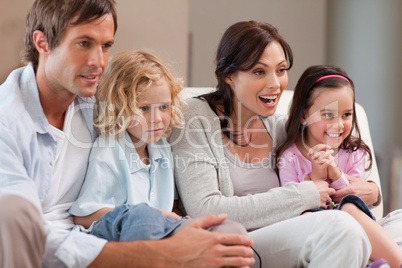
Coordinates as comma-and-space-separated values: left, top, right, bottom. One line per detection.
278, 144, 366, 190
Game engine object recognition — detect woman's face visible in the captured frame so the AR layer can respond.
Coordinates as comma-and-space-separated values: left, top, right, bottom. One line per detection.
225, 41, 288, 120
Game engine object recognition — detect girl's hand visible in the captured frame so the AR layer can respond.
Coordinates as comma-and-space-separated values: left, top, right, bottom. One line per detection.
307, 144, 334, 180
307, 144, 335, 166
157, 208, 182, 220
308, 144, 342, 182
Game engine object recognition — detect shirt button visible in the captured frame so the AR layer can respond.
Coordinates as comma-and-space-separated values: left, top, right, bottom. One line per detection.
150, 192, 155, 198
50, 160, 55, 166
144, 167, 150, 172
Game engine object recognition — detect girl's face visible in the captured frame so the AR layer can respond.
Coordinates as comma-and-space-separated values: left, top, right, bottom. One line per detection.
301, 86, 354, 150
127, 77, 172, 146
225, 40, 288, 120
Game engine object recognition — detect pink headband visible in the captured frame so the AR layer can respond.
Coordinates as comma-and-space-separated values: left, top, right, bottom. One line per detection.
314, 74, 350, 84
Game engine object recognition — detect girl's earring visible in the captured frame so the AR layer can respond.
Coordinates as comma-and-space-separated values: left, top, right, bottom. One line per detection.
300, 123, 311, 152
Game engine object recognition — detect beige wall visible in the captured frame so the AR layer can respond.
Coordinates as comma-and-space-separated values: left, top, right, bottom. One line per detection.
0, 0, 32, 83
112, 0, 189, 82
1, 0, 324, 89
189, 0, 327, 90
0, 0, 189, 84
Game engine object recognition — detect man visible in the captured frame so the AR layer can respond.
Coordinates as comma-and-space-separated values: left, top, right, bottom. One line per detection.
0, 0, 254, 267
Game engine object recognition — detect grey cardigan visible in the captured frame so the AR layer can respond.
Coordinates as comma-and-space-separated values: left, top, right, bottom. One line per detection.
169, 98, 320, 230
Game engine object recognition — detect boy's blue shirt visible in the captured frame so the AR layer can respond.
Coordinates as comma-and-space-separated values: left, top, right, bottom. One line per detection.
70, 133, 175, 216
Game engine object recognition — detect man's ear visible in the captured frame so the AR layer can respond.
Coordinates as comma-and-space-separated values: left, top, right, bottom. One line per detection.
32, 30, 49, 55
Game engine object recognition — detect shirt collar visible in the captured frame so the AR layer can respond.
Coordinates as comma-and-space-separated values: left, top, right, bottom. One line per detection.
20, 63, 96, 139
20, 63, 49, 134
120, 131, 165, 173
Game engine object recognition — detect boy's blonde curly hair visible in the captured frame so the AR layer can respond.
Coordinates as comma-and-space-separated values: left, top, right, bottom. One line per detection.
94, 50, 184, 138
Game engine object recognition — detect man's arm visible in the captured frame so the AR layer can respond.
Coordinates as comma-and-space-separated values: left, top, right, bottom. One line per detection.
89, 214, 255, 267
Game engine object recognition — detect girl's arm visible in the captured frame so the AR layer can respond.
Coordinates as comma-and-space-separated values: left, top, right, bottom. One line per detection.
329, 148, 367, 190
277, 149, 305, 186
278, 152, 335, 209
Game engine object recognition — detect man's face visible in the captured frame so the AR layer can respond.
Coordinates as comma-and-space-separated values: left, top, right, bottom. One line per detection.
41, 14, 115, 99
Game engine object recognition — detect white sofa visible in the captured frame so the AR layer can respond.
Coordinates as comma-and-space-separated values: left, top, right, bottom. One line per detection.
180, 87, 383, 219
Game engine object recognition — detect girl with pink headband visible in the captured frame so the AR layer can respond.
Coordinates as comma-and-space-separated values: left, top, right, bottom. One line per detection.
277, 65, 402, 268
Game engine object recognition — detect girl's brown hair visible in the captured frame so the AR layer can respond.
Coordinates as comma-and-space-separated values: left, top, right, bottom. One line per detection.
276, 65, 372, 171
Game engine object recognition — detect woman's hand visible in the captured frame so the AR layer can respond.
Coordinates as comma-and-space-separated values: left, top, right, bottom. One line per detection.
311, 180, 336, 208
331, 174, 380, 206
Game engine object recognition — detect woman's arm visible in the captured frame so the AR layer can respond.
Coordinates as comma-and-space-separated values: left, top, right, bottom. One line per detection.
331, 149, 380, 206
169, 100, 320, 230
332, 175, 380, 206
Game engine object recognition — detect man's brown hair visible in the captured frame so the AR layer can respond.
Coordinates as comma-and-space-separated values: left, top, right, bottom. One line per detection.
22, 0, 118, 70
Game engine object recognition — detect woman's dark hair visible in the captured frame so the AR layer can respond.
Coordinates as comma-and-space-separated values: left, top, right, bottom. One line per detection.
22, 0, 118, 70
276, 64, 372, 171
199, 21, 293, 145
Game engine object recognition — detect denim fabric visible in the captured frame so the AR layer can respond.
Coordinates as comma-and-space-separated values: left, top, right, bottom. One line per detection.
90, 203, 188, 241
338, 194, 376, 221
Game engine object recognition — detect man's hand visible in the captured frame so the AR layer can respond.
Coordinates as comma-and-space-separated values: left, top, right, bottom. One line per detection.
331, 174, 380, 206
160, 214, 255, 267
90, 214, 254, 268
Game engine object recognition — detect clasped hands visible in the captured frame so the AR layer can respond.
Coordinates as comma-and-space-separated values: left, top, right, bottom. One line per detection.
305, 144, 379, 208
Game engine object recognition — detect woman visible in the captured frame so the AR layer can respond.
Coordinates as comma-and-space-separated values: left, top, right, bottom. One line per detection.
169, 21, 372, 267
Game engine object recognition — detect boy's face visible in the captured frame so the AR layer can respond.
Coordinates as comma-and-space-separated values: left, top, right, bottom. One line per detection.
127, 77, 172, 147
39, 14, 115, 99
